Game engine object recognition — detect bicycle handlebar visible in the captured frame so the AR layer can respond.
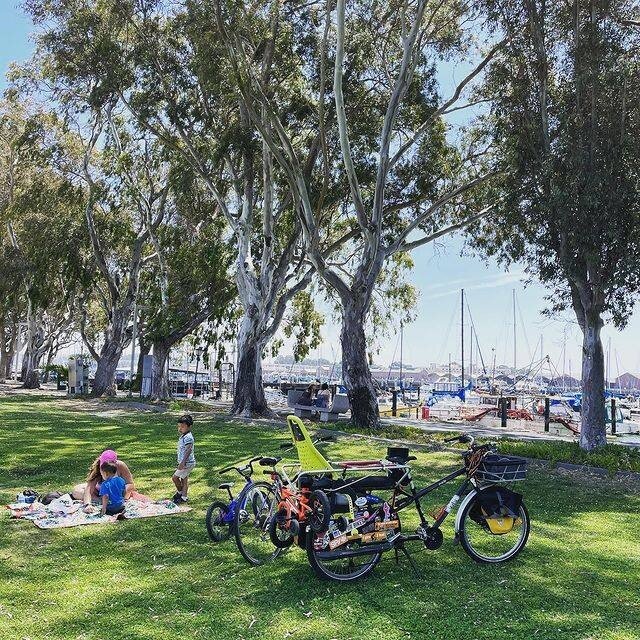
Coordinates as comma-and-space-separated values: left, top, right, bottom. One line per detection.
219, 456, 264, 476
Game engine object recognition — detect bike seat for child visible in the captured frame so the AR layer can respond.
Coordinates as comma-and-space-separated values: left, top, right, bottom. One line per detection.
218, 483, 234, 490
259, 456, 282, 467
286, 415, 331, 471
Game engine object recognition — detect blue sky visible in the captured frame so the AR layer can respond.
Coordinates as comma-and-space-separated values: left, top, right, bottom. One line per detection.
2, 4, 639, 376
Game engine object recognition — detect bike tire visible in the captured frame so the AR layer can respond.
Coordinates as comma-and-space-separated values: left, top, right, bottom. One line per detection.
268, 507, 296, 548
306, 532, 382, 582
308, 490, 331, 533
458, 496, 530, 564
233, 481, 282, 566
205, 500, 232, 542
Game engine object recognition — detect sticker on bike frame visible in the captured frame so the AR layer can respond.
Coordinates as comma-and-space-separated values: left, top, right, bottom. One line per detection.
349, 517, 367, 532
329, 534, 349, 549
360, 531, 388, 544
383, 502, 391, 521
375, 519, 399, 530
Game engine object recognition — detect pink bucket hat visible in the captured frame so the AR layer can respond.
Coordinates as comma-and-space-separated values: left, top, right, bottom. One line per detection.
99, 449, 118, 465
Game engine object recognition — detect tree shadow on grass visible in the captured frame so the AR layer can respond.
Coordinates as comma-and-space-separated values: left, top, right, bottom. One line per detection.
1, 397, 639, 640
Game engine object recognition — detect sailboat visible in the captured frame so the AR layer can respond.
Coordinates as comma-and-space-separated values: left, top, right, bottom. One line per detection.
430, 290, 470, 403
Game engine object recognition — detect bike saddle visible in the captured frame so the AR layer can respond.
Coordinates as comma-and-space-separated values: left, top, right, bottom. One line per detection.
218, 483, 234, 490
259, 456, 282, 467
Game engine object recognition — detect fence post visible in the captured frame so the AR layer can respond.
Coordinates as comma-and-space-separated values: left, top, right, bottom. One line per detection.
544, 397, 550, 432
500, 397, 508, 428
611, 398, 616, 435
392, 389, 397, 417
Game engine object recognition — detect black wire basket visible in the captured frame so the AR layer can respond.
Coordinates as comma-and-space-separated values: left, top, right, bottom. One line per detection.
474, 454, 528, 483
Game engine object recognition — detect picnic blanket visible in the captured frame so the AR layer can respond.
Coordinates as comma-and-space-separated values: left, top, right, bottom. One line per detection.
6, 496, 191, 529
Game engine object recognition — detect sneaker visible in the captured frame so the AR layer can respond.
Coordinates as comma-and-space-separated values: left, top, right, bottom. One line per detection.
180, 495, 188, 503
174, 495, 188, 505
172, 492, 182, 503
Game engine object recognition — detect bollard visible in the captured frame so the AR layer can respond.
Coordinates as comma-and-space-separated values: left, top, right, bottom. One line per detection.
500, 397, 508, 428
611, 398, 616, 435
544, 397, 550, 432
392, 390, 398, 417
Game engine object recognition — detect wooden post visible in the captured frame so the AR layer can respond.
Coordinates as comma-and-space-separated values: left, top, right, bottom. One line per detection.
544, 397, 550, 432
501, 397, 507, 428
392, 389, 398, 417
611, 398, 616, 435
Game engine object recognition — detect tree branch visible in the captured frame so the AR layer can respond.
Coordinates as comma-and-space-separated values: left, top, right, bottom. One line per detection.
393, 203, 495, 253
390, 38, 507, 168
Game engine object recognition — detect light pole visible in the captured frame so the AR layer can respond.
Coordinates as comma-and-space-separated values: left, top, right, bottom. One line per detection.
128, 298, 138, 398
193, 346, 203, 398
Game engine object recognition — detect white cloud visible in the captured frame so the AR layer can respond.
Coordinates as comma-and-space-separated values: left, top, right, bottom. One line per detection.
427, 270, 526, 299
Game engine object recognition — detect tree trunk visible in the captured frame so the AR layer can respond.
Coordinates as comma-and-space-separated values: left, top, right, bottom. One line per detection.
341, 296, 380, 429
231, 310, 271, 417
21, 346, 42, 389
21, 311, 46, 389
579, 310, 607, 450
41, 349, 55, 383
151, 339, 171, 400
137, 337, 150, 381
0, 346, 10, 382
92, 340, 124, 397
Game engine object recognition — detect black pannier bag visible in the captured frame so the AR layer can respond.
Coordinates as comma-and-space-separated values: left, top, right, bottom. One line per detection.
469, 486, 523, 525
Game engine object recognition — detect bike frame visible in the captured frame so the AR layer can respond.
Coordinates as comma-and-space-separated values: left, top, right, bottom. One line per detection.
221, 476, 257, 524
391, 466, 473, 534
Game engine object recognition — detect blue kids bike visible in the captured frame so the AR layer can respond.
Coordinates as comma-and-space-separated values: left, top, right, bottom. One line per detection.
205, 456, 281, 565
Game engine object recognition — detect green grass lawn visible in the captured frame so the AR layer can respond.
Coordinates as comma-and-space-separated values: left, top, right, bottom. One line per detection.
1, 395, 639, 640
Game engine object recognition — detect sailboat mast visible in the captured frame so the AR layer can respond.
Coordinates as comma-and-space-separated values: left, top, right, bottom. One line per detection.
461, 289, 465, 391
399, 320, 403, 391
470, 325, 473, 388
512, 289, 517, 381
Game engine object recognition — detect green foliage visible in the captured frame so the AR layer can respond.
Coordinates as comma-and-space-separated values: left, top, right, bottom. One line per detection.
281, 290, 325, 362
473, 0, 640, 328
44, 364, 68, 381
319, 421, 640, 473
167, 398, 214, 413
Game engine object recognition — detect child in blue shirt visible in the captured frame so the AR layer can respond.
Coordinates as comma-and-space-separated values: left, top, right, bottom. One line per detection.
99, 462, 126, 516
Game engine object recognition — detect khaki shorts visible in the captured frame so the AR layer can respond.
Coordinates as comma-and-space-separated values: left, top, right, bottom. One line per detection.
173, 464, 195, 479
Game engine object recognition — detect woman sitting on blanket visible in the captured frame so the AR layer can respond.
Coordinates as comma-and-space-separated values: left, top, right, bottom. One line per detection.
71, 450, 135, 513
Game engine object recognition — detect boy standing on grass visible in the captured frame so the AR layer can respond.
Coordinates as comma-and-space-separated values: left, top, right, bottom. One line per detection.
172, 414, 195, 504
99, 462, 126, 516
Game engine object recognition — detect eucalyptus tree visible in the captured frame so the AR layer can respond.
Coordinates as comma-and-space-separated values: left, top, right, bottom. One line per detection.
0, 95, 84, 387
23, 0, 346, 414
72, 115, 172, 397
140, 163, 236, 399
216, 0, 504, 426
472, 0, 640, 450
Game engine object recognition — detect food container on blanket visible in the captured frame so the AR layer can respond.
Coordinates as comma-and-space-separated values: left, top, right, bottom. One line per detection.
16, 492, 37, 504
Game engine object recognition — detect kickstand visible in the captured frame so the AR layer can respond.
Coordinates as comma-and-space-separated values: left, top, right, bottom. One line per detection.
396, 543, 420, 577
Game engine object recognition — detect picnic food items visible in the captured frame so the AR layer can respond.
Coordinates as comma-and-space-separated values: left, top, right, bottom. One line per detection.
16, 489, 39, 503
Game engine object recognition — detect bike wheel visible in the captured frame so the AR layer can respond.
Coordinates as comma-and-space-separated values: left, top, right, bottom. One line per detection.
308, 490, 331, 533
306, 532, 382, 581
234, 482, 281, 566
269, 507, 296, 548
459, 497, 530, 563
205, 500, 232, 542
